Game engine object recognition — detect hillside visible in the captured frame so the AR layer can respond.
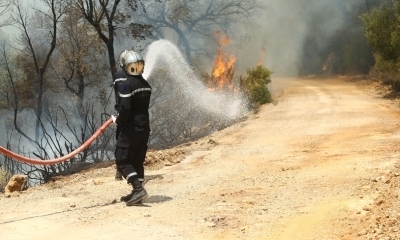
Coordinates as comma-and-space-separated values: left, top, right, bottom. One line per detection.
1, 77, 400, 240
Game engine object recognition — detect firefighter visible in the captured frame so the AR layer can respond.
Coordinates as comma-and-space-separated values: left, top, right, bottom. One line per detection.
111, 50, 151, 206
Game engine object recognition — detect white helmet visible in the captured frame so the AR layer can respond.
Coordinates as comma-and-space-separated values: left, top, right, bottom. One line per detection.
118, 50, 144, 75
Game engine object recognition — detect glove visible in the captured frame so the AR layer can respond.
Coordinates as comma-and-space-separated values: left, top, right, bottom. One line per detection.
111, 115, 117, 124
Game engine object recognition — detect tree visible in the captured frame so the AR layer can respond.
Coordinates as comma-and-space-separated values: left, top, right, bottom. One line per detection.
361, 0, 400, 88
1, 1, 119, 186
53, 5, 109, 122
0, 39, 35, 141
1, 38, 116, 184
10, 0, 66, 140
73, 0, 158, 77
361, 1, 400, 62
0, 0, 11, 27
140, 0, 259, 63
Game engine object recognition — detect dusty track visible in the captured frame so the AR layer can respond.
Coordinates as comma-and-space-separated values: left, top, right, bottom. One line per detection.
1, 77, 400, 240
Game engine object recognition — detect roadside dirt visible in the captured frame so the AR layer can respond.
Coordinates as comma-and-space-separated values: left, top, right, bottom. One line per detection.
1, 77, 400, 240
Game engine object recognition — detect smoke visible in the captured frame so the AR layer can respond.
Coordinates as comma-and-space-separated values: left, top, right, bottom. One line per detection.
237, 0, 364, 76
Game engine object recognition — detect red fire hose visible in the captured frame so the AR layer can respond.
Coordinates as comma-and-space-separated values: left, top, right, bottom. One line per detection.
0, 118, 113, 166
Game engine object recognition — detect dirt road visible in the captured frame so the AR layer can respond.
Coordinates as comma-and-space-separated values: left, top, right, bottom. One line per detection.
1, 77, 400, 240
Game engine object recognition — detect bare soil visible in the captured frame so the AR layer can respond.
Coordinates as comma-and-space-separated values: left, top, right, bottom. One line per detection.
1, 77, 400, 240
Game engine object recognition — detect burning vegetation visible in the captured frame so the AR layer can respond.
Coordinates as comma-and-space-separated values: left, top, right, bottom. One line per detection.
203, 32, 273, 106
207, 32, 237, 91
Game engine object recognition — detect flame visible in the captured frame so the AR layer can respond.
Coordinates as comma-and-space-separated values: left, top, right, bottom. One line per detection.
211, 32, 236, 90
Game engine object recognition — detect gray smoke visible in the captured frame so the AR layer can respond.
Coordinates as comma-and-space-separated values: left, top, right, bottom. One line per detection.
237, 0, 364, 76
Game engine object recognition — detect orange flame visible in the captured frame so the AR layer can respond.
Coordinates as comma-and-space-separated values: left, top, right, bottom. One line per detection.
211, 32, 236, 90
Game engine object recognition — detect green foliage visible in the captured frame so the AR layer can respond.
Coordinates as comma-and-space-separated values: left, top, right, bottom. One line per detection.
369, 57, 400, 91
0, 166, 11, 193
241, 65, 272, 106
361, 3, 400, 62
361, 1, 400, 90
374, 58, 399, 73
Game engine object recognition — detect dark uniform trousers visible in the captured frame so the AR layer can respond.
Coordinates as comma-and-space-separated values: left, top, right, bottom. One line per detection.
115, 124, 150, 180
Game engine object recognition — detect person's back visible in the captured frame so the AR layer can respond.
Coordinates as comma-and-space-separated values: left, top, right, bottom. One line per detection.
116, 74, 151, 128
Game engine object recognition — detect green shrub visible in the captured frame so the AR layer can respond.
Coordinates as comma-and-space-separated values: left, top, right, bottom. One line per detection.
370, 56, 400, 92
361, 1, 400, 92
241, 65, 272, 106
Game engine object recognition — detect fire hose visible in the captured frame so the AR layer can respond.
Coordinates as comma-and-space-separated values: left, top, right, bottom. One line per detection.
0, 117, 113, 166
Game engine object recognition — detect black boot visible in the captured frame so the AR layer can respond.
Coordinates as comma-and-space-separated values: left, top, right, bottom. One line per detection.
126, 176, 148, 206
120, 180, 146, 202
115, 170, 123, 180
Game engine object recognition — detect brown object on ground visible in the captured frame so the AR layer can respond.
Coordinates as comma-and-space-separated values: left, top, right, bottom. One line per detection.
1, 77, 400, 240
4, 174, 28, 194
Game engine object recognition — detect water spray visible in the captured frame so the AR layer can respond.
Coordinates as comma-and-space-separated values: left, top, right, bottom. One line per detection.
143, 39, 248, 121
